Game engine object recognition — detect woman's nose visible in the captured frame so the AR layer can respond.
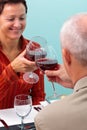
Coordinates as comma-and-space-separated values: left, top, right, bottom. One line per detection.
14, 19, 21, 28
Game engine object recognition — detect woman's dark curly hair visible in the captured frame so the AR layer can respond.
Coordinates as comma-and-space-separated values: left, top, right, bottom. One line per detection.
0, 0, 28, 14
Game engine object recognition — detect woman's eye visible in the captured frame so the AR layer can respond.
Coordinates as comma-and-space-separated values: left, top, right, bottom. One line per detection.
6, 16, 26, 22
20, 17, 25, 20
7, 18, 14, 21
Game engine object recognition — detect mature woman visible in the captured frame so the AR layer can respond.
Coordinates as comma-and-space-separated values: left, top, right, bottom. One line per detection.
0, 0, 45, 109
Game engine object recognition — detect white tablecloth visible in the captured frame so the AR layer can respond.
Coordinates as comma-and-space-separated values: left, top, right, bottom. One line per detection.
0, 105, 41, 127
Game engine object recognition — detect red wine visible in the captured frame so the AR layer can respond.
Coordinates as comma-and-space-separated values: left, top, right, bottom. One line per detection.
26, 50, 47, 61
36, 58, 58, 71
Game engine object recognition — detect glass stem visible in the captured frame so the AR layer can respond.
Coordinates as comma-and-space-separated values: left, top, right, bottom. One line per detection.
51, 82, 57, 96
29, 72, 33, 78
21, 117, 24, 130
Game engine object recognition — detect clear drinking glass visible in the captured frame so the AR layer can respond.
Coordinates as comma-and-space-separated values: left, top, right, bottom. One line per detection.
35, 46, 61, 101
23, 36, 47, 84
14, 94, 32, 130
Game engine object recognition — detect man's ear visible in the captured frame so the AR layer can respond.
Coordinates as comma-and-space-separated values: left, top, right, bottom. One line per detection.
62, 48, 71, 65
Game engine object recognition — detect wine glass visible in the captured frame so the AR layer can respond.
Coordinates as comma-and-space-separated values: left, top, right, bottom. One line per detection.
14, 94, 32, 130
23, 36, 47, 84
35, 45, 61, 101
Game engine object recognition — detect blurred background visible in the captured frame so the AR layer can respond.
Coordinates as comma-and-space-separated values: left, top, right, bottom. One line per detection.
23, 0, 87, 98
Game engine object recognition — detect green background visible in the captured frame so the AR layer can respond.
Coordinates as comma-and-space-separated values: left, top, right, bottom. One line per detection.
23, 0, 87, 98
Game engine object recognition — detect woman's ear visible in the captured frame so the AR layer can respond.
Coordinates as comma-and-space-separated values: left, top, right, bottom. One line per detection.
62, 48, 71, 65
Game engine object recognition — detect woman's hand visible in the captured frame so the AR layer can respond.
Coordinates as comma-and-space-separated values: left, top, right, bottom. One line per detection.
11, 50, 37, 73
45, 64, 73, 88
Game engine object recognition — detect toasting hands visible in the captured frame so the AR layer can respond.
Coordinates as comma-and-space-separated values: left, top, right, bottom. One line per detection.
11, 50, 37, 73
45, 64, 73, 88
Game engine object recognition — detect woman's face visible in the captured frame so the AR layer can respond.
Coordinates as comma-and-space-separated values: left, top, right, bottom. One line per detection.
0, 3, 26, 40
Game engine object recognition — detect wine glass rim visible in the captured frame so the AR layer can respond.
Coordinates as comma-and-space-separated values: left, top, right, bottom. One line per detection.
29, 36, 47, 47
15, 94, 31, 100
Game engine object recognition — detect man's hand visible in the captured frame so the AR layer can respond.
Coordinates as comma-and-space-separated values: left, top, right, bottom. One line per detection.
45, 64, 73, 88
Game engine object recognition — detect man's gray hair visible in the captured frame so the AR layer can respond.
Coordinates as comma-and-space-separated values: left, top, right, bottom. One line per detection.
60, 13, 87, 65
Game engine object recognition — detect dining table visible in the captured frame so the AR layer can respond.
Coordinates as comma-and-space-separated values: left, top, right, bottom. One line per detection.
0, 105, 43, 130
0, 99, 56, 130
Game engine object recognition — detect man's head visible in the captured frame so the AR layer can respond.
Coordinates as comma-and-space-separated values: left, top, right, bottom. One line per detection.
60, 13, 87, 84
